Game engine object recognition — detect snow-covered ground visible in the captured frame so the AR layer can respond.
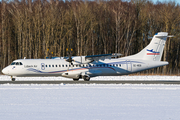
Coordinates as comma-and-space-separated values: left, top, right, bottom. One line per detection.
0, 75, 180, 120
0, 83, 180, 120
0, 75, 180, 81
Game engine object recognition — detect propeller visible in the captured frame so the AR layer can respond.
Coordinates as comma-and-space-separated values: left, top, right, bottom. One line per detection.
66, 48, 74, 71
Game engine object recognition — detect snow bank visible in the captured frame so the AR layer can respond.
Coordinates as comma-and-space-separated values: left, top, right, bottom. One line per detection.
0, 75, 180, 81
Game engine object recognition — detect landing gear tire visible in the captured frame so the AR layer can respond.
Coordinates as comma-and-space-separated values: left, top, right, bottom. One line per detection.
83, 76, 90, 81
12, 78, 15, 81
73, 78, 79, 81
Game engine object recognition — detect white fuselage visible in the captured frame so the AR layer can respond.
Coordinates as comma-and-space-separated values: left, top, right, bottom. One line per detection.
2, 58, 168, 78
1, 32, 170, 81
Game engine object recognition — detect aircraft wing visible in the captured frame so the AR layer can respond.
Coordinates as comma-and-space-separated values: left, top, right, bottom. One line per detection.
46, 53, 122, 64
85, 53, 122, 61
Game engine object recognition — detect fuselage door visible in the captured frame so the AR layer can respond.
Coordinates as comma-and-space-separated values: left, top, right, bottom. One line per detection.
126, 60, 132, 72
41, 63, 45, 70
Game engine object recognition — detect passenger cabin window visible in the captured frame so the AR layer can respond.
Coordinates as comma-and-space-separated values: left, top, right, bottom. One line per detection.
137, 64, 141, 67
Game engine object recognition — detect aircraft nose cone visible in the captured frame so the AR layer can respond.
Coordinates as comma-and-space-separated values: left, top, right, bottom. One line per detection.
2, 67, 9, 75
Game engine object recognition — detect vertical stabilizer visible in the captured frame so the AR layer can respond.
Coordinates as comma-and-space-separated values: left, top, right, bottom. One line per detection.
125, 32, 169, 61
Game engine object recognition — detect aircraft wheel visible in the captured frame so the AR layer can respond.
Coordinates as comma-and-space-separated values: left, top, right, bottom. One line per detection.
12, 78, 15, 81
73, 78, 79, 81
83, 76, 90, 81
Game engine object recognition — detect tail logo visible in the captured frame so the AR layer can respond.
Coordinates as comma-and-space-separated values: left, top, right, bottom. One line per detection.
147, 49, 160, 55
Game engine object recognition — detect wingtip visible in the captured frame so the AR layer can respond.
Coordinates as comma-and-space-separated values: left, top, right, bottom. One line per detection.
168, 35, 174, 37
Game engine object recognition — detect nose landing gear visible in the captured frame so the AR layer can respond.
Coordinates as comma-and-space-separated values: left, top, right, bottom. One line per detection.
11, 76, 16, 81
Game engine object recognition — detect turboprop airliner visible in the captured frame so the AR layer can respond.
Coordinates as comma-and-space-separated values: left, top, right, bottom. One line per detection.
2, 32, 172, 81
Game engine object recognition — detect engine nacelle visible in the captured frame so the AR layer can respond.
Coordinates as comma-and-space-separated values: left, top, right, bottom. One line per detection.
72, 56, 93, 64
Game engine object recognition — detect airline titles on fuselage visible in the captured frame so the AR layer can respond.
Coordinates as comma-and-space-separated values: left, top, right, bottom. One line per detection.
24, 65, 37, 68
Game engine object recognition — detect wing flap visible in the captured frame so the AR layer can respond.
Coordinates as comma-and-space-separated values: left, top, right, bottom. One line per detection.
85, 53, 122, 61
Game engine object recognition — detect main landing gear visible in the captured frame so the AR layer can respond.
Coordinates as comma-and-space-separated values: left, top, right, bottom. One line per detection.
73, 78, 79, 81
83, 75, 90, 81
73, 75, 90, 81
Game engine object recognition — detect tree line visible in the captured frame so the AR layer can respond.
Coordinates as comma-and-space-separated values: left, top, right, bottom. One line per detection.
0, 0, 180, 75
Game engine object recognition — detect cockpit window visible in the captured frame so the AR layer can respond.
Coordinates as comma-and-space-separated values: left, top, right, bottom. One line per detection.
11, 62, 23, 65
11, 62, 16, 65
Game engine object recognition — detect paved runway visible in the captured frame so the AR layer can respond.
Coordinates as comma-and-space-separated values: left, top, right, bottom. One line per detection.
0, 80, 180, 84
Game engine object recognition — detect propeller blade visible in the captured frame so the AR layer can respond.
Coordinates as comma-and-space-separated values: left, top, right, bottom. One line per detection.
66, 48, 74, 63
